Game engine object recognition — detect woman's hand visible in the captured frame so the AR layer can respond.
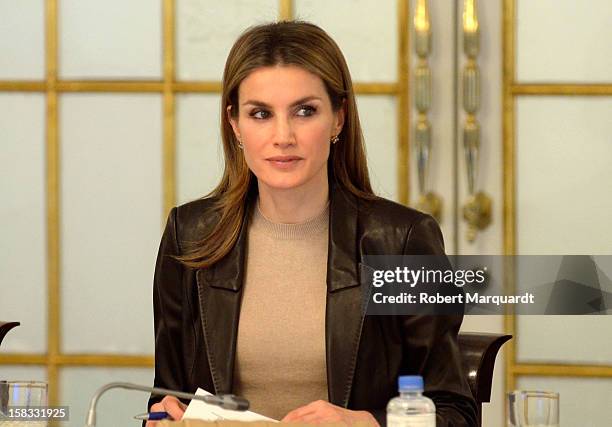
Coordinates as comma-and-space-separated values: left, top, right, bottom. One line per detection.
145, 395, 187, 426
281, 400, 379, 426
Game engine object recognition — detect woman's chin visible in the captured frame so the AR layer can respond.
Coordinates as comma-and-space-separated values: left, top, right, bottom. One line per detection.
258, 176, 308, 192
263, 181, 305, 191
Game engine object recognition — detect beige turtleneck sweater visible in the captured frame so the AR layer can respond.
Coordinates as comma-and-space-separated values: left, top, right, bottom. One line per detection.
232, 201, 329, 420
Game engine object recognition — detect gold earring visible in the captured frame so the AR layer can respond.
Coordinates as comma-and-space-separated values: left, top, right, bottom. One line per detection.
237, 138, 243, 149
331, 135, 339, 144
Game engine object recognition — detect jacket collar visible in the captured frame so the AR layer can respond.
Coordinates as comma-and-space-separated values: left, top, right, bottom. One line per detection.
195, 183, 365, 407
201, 183, 361, 292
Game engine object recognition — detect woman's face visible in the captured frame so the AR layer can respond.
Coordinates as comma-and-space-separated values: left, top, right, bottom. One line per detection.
228, 65, 344, 194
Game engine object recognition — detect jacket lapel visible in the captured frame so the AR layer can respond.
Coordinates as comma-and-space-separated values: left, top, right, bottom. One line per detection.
195, 206, 250, 394
326, 187, 366, 407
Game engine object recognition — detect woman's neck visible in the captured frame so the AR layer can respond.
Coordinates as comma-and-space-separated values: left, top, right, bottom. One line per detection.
257, 178, 329, 224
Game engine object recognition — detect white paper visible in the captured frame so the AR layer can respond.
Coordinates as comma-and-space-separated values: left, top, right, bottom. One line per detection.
182, 388, 277, 422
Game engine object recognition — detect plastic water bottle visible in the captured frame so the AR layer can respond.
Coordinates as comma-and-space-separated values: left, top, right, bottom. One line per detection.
387, 375, 436, 427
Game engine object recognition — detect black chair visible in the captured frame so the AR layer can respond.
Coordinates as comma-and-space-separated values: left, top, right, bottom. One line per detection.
458, 332, 512, 426
0, 322, 20, 349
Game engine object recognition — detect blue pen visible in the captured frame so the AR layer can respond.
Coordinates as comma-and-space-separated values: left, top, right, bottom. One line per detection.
133, 411, 170, 421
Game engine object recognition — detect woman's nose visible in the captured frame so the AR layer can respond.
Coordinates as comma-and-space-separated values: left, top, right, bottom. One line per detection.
273, 115, 295, 147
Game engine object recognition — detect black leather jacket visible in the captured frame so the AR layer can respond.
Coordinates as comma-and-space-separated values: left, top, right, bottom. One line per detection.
148, 186, 478, 426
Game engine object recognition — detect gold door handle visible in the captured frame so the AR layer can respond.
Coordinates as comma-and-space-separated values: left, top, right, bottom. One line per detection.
413, 0, 442, 222
461, 0, 491, 242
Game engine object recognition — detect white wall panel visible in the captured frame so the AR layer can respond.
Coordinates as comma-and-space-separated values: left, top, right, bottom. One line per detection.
60, 94, 162, 354
0, 93, 47, 353
516, 97, 612, 255
517, 376, 612, 427
517, 0, 612, 83
176, 0, 279, 81
295, 0, 397, 83
60, 367, 153, 427
516, 98, 612, 364
517, 316, 612, 365
59, 0, 162, 79
176, 94, 224, 205
0, 0, 45, 80
356, 95, 397, 201
0, 366, 47, 383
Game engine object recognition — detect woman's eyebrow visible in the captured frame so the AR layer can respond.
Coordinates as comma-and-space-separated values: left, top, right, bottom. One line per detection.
242, 96, 322, 108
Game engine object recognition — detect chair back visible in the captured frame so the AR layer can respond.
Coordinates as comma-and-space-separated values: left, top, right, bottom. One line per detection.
458, 332, 512, 426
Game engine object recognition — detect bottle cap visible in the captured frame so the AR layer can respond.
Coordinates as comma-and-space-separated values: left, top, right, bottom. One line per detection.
398, 375, 424, 391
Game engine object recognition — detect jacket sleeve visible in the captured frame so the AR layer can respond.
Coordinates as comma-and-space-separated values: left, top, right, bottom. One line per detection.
400, 214, 478, 427
147, 207, 188, 411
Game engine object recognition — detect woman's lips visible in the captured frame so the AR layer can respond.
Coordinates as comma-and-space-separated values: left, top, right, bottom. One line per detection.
266, 156, 303, 169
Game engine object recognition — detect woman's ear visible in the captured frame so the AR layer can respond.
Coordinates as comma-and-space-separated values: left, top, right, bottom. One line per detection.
333, 100, 346, 136
227, 105, 241, 141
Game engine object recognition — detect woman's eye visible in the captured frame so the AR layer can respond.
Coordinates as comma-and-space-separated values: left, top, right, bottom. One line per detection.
250, 110, 270, 119
296, 105, 316, 117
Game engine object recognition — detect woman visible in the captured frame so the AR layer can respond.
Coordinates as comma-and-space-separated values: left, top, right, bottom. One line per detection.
147, 21, 477, 426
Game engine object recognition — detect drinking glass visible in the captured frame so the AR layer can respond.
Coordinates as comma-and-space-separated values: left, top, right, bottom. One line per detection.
507, 390, 559, 427
0, 381, 48, 426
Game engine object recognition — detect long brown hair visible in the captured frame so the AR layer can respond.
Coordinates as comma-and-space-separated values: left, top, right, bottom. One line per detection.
180, 20, 375, 269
